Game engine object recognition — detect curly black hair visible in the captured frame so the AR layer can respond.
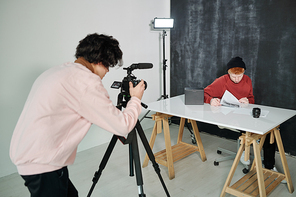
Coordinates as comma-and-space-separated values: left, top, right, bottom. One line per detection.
75, 33, 123, 68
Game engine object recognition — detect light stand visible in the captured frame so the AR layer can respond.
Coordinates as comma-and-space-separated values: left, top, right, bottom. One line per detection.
153, 18, 174, 100
140, 18, 174, 122
161, 30, 169, 100
139, 18, 197, 145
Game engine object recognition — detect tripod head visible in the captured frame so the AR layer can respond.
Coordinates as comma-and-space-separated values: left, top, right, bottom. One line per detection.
111, 63, 153, 110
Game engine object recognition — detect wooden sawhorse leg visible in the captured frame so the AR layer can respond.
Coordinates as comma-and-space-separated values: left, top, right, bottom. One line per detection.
142, 113, 175, 179
142, 113, 161, 168
142, 114, 207, 180
273, 127, 294, 193
178, 118, 207, 162
220, 126, 294, 197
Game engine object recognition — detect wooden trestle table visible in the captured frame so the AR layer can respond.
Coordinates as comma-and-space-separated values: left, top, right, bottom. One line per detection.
142, 95, 295, 197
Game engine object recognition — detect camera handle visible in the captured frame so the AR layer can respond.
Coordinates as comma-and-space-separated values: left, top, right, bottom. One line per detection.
117, 92, 148, 109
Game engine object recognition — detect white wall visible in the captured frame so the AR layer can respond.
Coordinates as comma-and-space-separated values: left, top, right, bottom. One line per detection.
0, 0, 170, 177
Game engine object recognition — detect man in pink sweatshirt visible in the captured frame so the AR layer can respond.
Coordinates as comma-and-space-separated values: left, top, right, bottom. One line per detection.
10, 33, 145, 197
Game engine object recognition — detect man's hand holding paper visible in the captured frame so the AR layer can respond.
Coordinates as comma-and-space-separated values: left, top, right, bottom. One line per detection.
239, 97, 249, 104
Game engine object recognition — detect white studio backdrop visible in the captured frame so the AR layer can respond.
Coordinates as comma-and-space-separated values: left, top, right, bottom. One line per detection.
0, 0, 171, 177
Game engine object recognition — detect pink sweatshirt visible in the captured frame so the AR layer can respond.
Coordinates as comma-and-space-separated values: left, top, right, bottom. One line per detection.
10, 62, 142, 175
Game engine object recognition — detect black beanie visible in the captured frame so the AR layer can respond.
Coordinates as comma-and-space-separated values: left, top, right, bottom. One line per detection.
227, 57, 246, 71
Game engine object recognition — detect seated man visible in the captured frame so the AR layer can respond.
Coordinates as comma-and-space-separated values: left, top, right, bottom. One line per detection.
204, 57, 280, 177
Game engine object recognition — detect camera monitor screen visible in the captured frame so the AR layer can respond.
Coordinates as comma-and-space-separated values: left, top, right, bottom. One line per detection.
111, 81, 122, 89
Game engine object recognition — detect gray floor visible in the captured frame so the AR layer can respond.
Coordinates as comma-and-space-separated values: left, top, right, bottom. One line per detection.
1, 120, 295, 197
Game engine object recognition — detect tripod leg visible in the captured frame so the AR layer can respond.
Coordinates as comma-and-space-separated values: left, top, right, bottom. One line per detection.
129, 143, 134, 176
135, 120, 171, 197
129, 129, 146, 197
87, 135, 118, 197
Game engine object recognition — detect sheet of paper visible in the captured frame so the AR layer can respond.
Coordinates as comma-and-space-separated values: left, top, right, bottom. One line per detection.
220, 90, 241, 108
260, 110, 269, 117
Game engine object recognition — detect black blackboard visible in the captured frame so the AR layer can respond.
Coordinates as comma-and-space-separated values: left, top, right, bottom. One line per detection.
171, 0, 296, 155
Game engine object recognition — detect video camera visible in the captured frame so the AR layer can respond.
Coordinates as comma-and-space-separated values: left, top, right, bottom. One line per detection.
111, 63, 153, 104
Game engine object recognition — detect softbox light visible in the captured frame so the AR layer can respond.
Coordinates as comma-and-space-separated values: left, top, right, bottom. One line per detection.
153, 18, 174, 29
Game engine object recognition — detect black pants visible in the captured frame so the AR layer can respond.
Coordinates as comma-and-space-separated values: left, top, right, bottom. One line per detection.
21, 167, 78, 197
263, 133, 276, 169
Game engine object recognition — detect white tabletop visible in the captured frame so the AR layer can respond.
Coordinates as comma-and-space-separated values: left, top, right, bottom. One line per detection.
146, 95, 296, 135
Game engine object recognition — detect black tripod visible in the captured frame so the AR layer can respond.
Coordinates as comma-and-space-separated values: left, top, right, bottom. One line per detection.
87, 93, 170, 197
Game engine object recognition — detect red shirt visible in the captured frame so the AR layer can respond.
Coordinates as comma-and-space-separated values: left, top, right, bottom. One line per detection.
204, 74, 255, 104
